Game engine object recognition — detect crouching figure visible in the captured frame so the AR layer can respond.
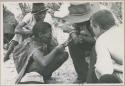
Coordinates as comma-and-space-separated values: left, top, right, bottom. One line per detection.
13, 22, 68, 84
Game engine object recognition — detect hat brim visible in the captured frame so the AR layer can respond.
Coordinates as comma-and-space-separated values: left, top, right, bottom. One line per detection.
63, 13, 91, 24
32, 9, 48, 14
63, 4, 100, 24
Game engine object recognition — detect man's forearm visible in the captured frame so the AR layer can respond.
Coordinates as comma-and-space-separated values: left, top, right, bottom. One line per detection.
113, 63, 123, 73
33, 46, 59, 69
15, 29, 32, 35
42, 47, 60, 66
14, 22, 30, 35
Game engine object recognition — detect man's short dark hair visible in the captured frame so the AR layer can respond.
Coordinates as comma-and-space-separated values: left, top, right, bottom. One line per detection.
91, 9, 116, 30
33, 22, 52, 37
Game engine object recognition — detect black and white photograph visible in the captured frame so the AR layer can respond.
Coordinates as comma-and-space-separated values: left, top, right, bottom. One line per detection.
1, 1, 124, 85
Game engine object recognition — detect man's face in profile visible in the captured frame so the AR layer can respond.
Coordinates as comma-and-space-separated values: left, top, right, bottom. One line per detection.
90, 19, 100, 38
34, 11, 47, 21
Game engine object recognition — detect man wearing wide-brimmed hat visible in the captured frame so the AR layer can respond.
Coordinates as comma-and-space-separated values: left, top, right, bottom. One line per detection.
54, 2, 100, 83
4, 3, 48, 62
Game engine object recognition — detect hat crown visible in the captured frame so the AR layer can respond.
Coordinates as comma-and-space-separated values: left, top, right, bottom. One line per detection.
54, 3, 100, 23
69, 3, 91, 16
32, 3, 47, 13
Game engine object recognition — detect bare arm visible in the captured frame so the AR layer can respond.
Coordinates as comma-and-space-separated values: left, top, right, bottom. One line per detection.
113, 62, 123, 73
14, 22, 32, 35
112, 56, 123, 65
32, 44, 65, 68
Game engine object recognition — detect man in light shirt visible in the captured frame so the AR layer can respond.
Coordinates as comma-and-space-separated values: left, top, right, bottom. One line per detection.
90, 9, 124, 83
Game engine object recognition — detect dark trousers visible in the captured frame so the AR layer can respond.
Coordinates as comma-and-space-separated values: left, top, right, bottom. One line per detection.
86, 46, 98, 83
68, 43, 89, 82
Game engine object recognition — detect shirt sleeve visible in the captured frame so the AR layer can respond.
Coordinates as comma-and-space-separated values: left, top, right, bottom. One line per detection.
95, 39, 114, 79
22, 13, 32, 24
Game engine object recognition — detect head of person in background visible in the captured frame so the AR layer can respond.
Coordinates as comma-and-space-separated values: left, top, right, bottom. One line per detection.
4, 3, 48, 62
90, 9, 116, 38
32, 3, 48, 21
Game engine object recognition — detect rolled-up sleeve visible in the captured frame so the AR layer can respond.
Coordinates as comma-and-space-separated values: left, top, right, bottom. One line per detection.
95, 39, 113, 79
22, 13, 32, 24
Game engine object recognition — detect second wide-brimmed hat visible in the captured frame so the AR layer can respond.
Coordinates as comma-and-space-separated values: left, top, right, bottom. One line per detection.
32, 3, 48, 14
54, 3, 101, 24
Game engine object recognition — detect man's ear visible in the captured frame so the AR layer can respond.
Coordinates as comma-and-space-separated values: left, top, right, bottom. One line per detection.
38, 32, 43, 38
96, 24, 101, 32
93, 23, 101, 37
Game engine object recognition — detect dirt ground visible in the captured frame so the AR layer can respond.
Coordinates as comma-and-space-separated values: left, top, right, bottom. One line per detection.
2, 28, 78, 85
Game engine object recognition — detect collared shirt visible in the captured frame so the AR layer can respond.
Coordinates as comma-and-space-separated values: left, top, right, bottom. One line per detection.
95, 24, 124, 82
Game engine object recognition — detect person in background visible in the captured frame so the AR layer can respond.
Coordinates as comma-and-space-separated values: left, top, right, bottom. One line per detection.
13, 22, 68, 84
4, 3, 47, 62
90, 9, 123, 83
54, 3, 100, 83
3, 6, 18, 45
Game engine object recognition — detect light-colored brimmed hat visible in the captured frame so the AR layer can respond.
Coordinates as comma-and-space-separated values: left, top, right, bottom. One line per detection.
54, 3, 101, 24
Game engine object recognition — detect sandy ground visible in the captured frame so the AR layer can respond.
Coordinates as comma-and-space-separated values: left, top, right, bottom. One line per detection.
2, 28, 78, 85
